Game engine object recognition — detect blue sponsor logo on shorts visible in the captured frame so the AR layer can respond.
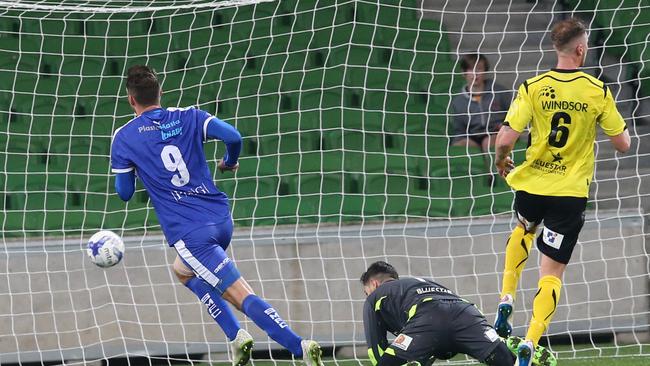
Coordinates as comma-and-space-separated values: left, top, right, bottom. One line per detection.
546, 231, 557, 243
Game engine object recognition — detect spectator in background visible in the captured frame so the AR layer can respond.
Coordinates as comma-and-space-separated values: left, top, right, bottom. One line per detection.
451, 54, 512, 184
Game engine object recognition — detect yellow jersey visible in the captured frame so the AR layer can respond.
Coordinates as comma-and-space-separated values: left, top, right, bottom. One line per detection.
504, 69, 627, 198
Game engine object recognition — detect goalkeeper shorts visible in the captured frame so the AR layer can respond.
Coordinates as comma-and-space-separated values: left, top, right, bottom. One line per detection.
385, 299, 502, 364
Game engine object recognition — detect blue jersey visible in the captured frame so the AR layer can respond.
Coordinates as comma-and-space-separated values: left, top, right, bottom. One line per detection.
110, 107, 233, 244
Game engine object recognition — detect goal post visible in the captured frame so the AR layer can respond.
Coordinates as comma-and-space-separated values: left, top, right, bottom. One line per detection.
0, 0, 648, 364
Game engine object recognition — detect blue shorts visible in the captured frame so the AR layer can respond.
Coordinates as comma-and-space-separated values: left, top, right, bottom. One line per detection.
173, 221, 241, 294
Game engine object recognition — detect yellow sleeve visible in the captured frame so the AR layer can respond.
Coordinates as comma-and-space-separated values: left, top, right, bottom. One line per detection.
368, 347, 385, 366
368, 348, 378, 365
504, 83, 533, 133
598, 87, 627, 136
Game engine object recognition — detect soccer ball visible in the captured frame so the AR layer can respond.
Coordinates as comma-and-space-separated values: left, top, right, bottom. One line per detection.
86, 230, 125, 268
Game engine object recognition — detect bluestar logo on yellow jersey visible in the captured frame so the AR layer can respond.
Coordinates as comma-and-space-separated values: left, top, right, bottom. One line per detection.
531, 157, 567, 176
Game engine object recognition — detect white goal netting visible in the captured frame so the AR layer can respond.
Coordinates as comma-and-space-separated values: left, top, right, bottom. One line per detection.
0, 0, 648, 364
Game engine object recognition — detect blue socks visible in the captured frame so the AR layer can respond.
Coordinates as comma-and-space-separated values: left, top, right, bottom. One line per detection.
242, 295, 303, 357
186, 277, 303, 356
185, 277, 240, 341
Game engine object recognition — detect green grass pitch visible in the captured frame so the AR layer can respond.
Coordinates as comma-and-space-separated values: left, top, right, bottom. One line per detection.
190, 342, 650, 366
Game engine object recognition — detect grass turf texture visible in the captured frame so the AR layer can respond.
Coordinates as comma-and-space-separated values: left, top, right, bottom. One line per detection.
189, 342, 650, 366
192, 358, 648, 366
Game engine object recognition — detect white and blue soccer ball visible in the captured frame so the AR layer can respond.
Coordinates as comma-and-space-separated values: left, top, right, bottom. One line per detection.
86, 230, 125, 268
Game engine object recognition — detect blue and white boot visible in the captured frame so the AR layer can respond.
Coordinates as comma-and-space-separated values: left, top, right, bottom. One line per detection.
494, 294, 514, 338
516, 339, 534, 366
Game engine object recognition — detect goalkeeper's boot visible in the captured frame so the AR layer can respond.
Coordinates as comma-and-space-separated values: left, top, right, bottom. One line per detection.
230, 329, 254, 366
507, 337, 557, 366
516, 340, 534, 366
301, 340, 324, 366
494, 294, 514, 338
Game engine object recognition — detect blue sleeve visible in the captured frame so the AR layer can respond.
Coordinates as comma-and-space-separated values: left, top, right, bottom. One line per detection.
115, 171, 136, 201
206, 117, 242, 167
110, 130, 135, 174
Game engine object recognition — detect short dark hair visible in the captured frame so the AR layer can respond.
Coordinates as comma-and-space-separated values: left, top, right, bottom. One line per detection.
460, 53, 489, 72
360, 261, 399, 285
551, 17, 587, 51
126, 65, 160, 106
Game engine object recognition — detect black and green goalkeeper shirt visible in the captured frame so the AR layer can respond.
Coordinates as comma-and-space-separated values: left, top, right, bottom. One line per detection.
362, 277, 462, 364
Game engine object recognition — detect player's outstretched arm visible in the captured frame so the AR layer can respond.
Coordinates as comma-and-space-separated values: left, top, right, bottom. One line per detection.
206, 117, 242, 171
114, 171, 136, 201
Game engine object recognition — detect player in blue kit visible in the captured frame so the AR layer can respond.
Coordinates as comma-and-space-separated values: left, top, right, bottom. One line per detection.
110, 65, 323, 366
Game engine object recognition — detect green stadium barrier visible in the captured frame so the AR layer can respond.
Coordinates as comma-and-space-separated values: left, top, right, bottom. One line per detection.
343, 151, 385, 174
0, 33, 41, 53
249, 196, 297, 225
306, 108, 341, 129
0, 1, 482, 231
324, 129, 386, 153
257, 132, 320, 155
399, 113, 449, 136
344, 67, 389, 88
340, 110, 381, 131
323, 194, 383, 218
448, 145, 487, 174
295, 172, 348, 194
398, 135, 448, 157
363, 173, 409, 195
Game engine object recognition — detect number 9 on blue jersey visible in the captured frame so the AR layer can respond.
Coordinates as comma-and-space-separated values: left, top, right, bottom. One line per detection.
161, 145, 190, 187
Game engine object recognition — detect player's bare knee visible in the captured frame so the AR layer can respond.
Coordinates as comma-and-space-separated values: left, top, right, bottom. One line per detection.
173, 256, 195, 285
173, 267, 195, 285
516, 213, 538, 234
539, 254, 567, 278
174, 270, 195, 285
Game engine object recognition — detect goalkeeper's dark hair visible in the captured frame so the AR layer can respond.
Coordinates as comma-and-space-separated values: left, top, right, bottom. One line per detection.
126, 65, 160, 106
460, 53, 490, 72
360, 261, 399, 285
551, 17, 587, 52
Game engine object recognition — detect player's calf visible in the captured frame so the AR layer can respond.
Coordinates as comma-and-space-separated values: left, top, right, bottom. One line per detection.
173, 255, 242, 341
221, 277, 307, 359
174, 237, 309, 360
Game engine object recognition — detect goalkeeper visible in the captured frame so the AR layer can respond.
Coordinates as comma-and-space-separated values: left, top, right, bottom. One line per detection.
361, 261, 555, 366
493, 17, 631, 366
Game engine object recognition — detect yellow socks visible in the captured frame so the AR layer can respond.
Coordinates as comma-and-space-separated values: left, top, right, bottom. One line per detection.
500, 226, 535, 299
500, 227, 562, 346
526, 275, 562, 345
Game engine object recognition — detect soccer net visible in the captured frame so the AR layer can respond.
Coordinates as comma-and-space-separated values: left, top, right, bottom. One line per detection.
0, 0, 648, 364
